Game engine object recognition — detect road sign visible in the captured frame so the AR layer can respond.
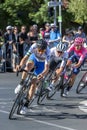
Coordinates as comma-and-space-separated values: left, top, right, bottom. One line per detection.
58, 16, 62, 22
48, 1, 62, 7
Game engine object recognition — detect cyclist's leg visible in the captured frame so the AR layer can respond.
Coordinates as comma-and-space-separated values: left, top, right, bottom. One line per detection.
20, 58, 45, 114
68, 55, 87, 91
28, 77, 37, 100
21, 54, 35, 83
47, 59, 62, 91
15, 54, 35, 94
63, 55, 78, 96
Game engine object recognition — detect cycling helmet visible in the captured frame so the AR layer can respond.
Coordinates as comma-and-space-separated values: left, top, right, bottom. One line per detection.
56, 42, 66, 52
6, 25, 12, 30
37, 39, 47, 50
74, 37, 84, 46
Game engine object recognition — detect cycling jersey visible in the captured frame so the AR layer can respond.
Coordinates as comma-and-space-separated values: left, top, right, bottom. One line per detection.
67, 44, 87, 62
50, 47, 68, 68
67, 44, 87, 74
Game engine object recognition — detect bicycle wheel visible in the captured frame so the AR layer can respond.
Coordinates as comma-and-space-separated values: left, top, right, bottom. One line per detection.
9, 87, 25, 119
16, 87, 28, 115
76, 72, 87, 94
17, 84, 37, 114
47, 76, 63, 99
37, 84, 48, 105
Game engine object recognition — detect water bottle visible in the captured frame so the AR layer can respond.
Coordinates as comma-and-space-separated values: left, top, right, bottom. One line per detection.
43, 80, 49, 89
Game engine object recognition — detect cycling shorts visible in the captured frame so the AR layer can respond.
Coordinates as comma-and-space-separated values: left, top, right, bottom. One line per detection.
49, 58, 62, 71
29, 53, 45, 75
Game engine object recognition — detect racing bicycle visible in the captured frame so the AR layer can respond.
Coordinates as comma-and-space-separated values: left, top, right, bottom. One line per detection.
9, 69, 37, 119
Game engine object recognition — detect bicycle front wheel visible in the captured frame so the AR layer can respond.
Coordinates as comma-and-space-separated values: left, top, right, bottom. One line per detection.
9, 88, 24, 119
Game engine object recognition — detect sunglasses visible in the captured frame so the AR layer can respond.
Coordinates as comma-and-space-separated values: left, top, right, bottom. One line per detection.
57, 51, 63, 53
38, 48, 46, 53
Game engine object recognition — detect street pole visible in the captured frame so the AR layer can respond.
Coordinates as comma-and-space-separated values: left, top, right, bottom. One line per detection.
58, 0, 62, 37
48, 0, 62, 36
54, 0, 57, 26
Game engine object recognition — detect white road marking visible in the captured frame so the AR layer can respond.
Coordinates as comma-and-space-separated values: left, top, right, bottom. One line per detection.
0, 98, 12, 101
0, 109, 77, 130
0, 87, 13, 89
79, 100, 87, 113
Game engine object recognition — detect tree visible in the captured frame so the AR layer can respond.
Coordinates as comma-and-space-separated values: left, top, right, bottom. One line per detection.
0, 0, 50, 29
68, 0, 87, 24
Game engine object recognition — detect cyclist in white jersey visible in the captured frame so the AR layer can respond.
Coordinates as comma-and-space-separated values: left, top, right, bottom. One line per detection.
47, 42, 68, 91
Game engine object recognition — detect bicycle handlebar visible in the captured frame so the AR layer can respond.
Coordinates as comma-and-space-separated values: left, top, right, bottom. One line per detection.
16, 68, 37, 77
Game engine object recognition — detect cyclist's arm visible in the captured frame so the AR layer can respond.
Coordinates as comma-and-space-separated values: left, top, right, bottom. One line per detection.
17, 47, 32, 69
55, 59, 67, 76
74, 55, 85, 68
55, 53, 68, 77
19, 55, 29, 68
42, 63, 49, 76
56, 66, 64, 76
67, 44, 74, 53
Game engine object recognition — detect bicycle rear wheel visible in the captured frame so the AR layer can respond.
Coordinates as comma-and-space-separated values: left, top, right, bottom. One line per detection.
76, 72, 87, 94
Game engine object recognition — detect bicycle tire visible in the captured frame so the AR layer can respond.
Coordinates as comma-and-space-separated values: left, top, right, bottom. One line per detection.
16, 87, 28, 115
47, 76, 63, 99
17, 84, 37, 114
9, 87, 24, 119
37, 84, 48, 105
76, 72, 87, 94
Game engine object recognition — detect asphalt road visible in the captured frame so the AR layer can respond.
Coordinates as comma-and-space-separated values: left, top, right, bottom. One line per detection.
0, 71, 87, 130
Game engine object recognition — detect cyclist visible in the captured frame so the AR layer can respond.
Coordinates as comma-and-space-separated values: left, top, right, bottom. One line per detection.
14, 39, 50, 114
47, 41, 68, 91
62, 37, 87, 97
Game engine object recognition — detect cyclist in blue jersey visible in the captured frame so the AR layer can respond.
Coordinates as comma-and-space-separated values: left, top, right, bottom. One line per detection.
14, 39, 50, 114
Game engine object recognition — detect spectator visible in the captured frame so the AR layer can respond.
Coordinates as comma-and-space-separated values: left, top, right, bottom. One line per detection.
75, 26, 86, 41
49, 23, 61, 48
27, 25, 38, 46
13, 26, 19, 71
38, 28, 44, 39
43, 23, 50, 43
62, 28, 74, 48
4, 25, 16, 72
0, 30, 4, 62
18, 25, 29, 62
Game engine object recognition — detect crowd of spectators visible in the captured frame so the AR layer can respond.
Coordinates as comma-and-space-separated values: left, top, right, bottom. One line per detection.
0, 23, 87, 72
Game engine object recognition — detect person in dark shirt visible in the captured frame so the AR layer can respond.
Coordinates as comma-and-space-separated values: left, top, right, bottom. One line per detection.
18, 25, 29, 62
27, 25, 38, 46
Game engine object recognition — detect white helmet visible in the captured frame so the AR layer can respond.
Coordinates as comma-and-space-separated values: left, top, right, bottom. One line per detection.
56, 42, 66, 52
6, 25, 12, 30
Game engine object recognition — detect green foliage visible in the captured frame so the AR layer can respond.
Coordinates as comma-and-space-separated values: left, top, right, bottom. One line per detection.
68, 0, 87, 24
0, 0, 48, 29
0, 0, 87, 31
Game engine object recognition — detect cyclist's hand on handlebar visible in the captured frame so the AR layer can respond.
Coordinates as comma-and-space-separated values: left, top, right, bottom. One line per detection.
16, 65, 21, 71
37, 74, 44, 80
